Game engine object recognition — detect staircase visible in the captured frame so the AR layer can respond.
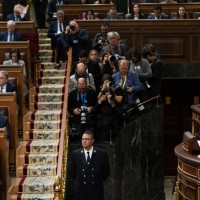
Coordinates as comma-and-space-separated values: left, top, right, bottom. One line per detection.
8, 29, 68, 199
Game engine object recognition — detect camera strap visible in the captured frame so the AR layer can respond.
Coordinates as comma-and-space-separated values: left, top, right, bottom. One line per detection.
80, 92, 87, 106
119, 75, 127, 89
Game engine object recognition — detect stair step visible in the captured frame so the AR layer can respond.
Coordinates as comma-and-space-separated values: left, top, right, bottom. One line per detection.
34, 93, 64, 102
37, 29, 48, 33
34, 101, 63, 110
40, 62, 67, 70
18, 165, 57, 177
40, 69, 66, 77
10, 193, 54, 200
31, 110, 62, 121
39, 44, 51, 50
37, 84, 65, 94
39, 56, 52, 63
39, 76, 66, 85
24, 130, 60, 140
26, 120, 61, 130
38, 50, 53, 57
18, 176, 55, 194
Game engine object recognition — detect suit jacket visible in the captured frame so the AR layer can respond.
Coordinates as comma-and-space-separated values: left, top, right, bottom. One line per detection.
48, 20, 68, 47
104, 15, 124, 20
0, 31, 22, 41
0, 114, 10, 138
7, 13, 28, 21
71, 146, 110, 200
5, 82, 19, 104
147, 13, 169, 19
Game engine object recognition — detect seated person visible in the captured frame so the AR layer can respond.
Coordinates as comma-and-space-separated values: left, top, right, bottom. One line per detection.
94, 0, 113, 4
48, 10, 68, 63
16, 0, 29, 15
147, 5, 169, 19
0, 113, 11, 139
48, 0, 69, 22
100, 31, 127, 59
69, 62, 96, 92
93, 86, 123, 142
3, 48, 28, 96
7, 4, 28, 21
0, 70, 17, 93
175, 6, 188, 19
82, 9, 99, 20
104, 7, 124, 20
127, 3, 145, 19
161, 0, 177, 3
92, 22, 110, 54
112, 60, 141, 110
0, 20, 22, 41
68, 77, 97, 138
80, 0, 89, 3
127, 47, 152, 102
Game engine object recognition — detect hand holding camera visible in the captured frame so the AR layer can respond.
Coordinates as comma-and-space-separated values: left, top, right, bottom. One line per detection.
126, 87, 133, 93
65, 25, 76, 34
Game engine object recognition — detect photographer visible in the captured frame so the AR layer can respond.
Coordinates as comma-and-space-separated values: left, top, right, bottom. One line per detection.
127, 47, 152, 102
68, 77, 97, 140
94, 86, 123, 142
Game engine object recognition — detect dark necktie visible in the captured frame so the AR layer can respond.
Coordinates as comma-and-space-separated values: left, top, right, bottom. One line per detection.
86, 152, 91, 164
0, 86, 3, 92
59, 23, 62, 32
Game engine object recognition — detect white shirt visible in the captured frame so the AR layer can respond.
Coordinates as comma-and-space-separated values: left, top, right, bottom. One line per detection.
0, 84, 6, 93
84, 146, 93, 161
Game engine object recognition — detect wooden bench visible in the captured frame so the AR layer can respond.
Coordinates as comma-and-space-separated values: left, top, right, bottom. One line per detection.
76, 19, 200, 64
0, 65, 27, 132
0, 93, 18, 177
56, 4, 114, 21
0, 128, 10, 200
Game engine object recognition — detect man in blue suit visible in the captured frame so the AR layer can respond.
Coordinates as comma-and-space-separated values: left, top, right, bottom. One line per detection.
0, 114, 11, 139
0, 20, 22, 41
147, 5, 169, 19
71, 130, 110, 200
7, 5, 28, 21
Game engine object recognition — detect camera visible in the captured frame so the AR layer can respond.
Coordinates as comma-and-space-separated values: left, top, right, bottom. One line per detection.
70, 25, 75, 31
100, 36, 107, 43
79, 106, 88, 124
108, 55, 117, 62
134, 98, 145, 111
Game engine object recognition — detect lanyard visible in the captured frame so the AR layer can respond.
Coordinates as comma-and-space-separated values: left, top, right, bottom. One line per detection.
120, 75, 127, 89
80, 92, 87, 105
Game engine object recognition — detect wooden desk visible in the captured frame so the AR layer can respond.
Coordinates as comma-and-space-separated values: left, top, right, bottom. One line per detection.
76, 19, 200, 64
56, 4, 113, 21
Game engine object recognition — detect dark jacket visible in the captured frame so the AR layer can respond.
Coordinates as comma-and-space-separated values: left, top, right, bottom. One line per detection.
7, 13, 28, 21
0, 32, 22, 41
0, 114, 10, 138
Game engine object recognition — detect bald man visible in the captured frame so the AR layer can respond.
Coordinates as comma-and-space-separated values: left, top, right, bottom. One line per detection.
69, 62, 96, 92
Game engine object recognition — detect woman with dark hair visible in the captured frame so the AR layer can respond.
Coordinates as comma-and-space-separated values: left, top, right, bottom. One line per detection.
83, 9, 99, 20
128, 3, 145, 19
176, 6, 188, 19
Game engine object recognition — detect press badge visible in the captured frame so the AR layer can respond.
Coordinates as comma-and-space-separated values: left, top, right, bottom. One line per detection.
73, 40, 78, 43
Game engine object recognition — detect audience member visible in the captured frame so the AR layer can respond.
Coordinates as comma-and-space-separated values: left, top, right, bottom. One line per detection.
0, 20, 22, 41
147, 5, 169, 19
142, 45, 164, 98
93, 86, 123, 142
0, 71, 17, 93
104, 7, 124, 20
32, 0, 48, 28
161, 0, 177, 3
69, 62, 96, 92
0, 114, 11, 139
100, 31, 127, 59
48, 10, 68, 64
48, 0, 69, 22
101, 50, 118, 75
7, 5, 28, 21
128, 3, 145, 19
92, 22, 110, 54
176, 6, 188, 19
94, 0, 113, 3
83, 9, 99, 20
112, 60, 141, 110
68, 78, 97, 139
3, 48, 28, 96
16, 0, 29, 15
70, 130, 110, 200
60, 20, 89, 63
127, 47, 152, 102
80, 0, 89, 4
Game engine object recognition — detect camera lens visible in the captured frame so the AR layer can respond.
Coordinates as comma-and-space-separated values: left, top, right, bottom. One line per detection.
108, 55, 116, 62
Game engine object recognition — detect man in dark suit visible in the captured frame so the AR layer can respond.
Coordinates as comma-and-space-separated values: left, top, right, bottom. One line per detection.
147, 5, 169, 19
7, 5, 28, 21
71, 130, 110, 200
48, 10, 68, 63
0, 20, 22, 41
104, 7, 124, 20
0, 114, 11, 139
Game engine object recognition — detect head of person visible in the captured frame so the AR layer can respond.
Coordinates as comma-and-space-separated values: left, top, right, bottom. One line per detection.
99, 0, 109, 3
7, 20, 16, 34
153, 5, 162, 18
0, 71, 9, 87
56, 10, 64, 22
85, 9, 96, 20
107, 31, 119, 47
69, 20, 79, 32
13, 5, 23, 16
132, 3, 141, 15
100, 22, 110, 34
177, 6, 187, 19
77, 77, 87, 94
79, 50, 89, 65
101, 73, 114, 87
101, 86, 115, 101
76, 63, 87, 79
80, 0, 88, 4
127, 47, 142, 63
142, 48, 156, 63
119, 60, 129, 76
89, 49, 98, 61
108, 8, 117, 19
82, 130, 94, 150
9, 48, 21, 63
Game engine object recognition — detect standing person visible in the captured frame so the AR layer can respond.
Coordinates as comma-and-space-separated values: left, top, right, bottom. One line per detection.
32, 0, 48, 28
71, 130, 110, 200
